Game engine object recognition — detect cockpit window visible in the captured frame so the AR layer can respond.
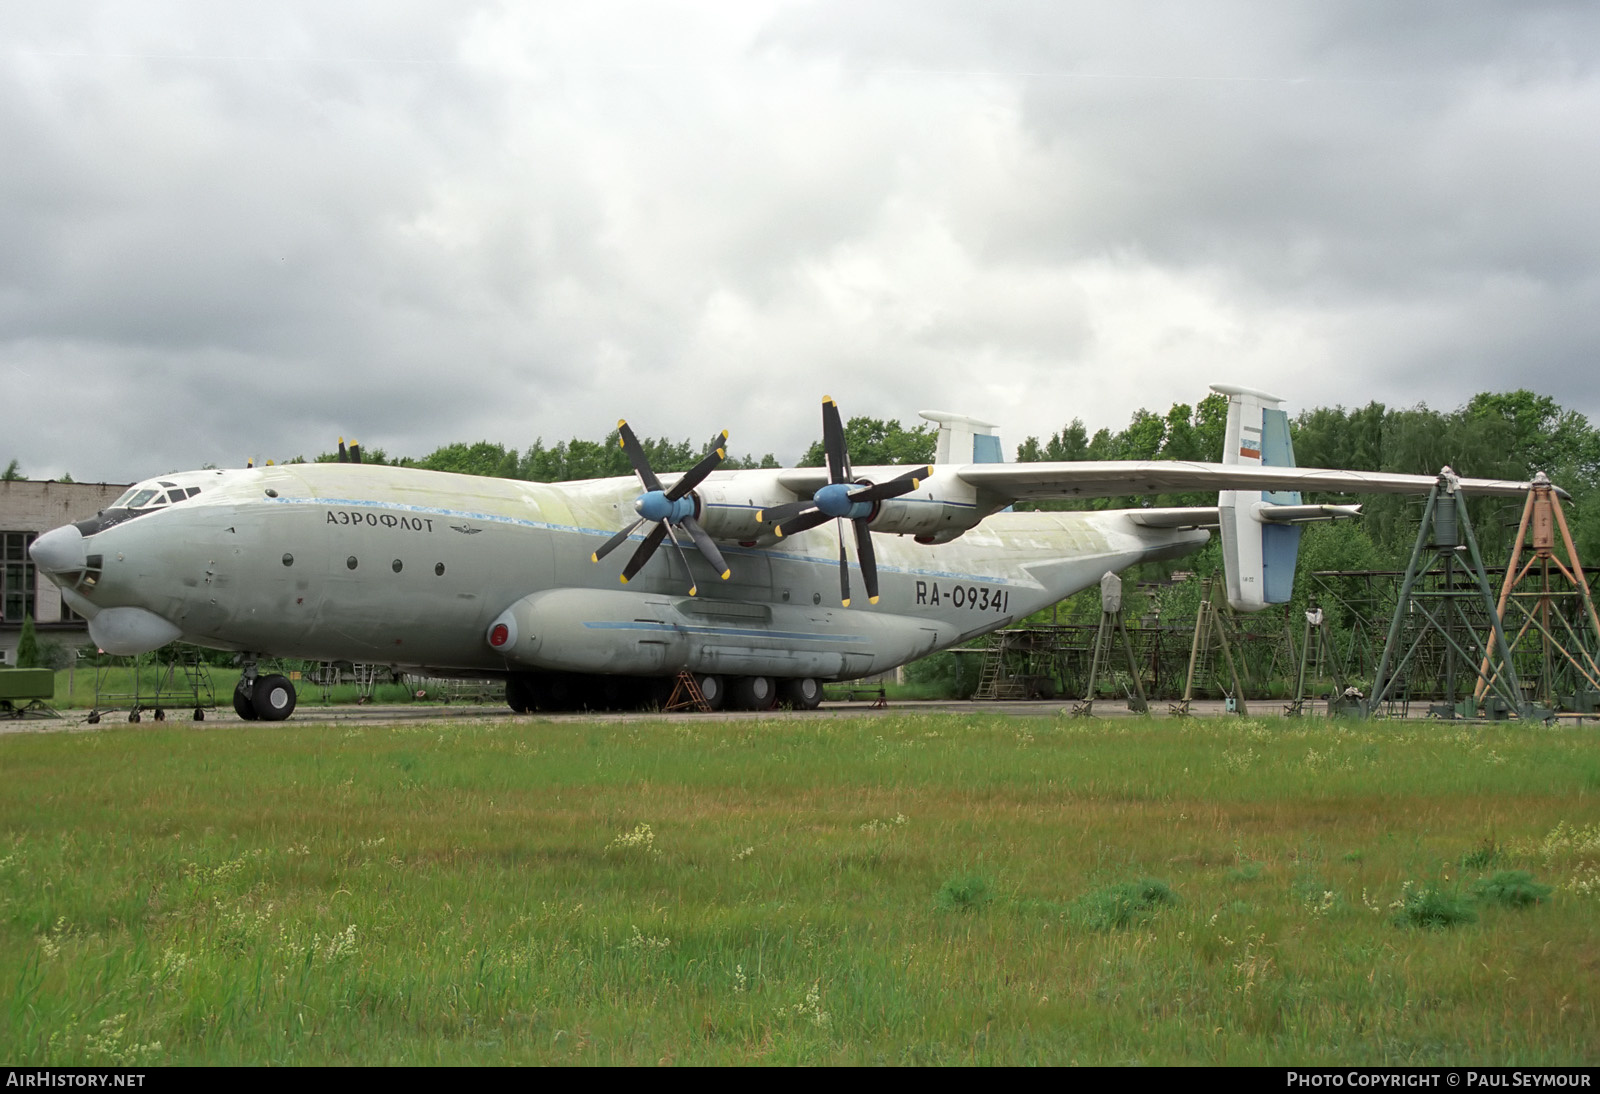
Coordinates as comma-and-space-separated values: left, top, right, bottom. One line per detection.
110, 484, 203, 511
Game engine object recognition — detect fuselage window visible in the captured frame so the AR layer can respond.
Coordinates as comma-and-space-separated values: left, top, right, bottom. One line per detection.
435, 563, 445, 576
283, 554, 294, 567
392, 559, 403, 573
347, 556, 358, 570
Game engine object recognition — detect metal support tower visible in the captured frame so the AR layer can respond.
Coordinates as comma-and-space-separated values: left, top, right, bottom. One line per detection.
1170, 577, 1248, 716
1286, 607, 1354, 716
1365, 468, 1538, 720
1474, 473, 1600, 710
1073, 572, 1150, 716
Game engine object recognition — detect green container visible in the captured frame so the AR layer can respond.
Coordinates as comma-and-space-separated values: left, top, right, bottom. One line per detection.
0, 668, 54, 702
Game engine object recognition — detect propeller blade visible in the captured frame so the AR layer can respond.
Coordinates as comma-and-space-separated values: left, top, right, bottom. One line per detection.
617, 421, 664, 492
620, 521, 668, 583
837, 522, 851, 607
848, 465, 932, 504
665, 430, 728, 501
821, 396, 850, 484
682, 516, 732, 581
662, 524, 698, 597
756, 500, 812, 527
338, 439, 348, 464
774, 508, 832, 540
853, 518, 880, 604
349, 442, 362, 465
592, 518, 645, 564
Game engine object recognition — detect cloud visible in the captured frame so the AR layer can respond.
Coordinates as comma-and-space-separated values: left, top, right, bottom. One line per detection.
3, 1, 1599, 483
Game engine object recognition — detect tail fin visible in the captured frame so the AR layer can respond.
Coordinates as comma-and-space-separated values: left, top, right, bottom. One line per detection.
1214, 384, 1302, 611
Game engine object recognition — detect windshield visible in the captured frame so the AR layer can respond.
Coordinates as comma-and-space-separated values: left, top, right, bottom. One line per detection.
109, 482, 202, 511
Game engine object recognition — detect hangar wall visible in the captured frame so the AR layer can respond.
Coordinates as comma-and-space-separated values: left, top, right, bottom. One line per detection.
0, 480, 128, 664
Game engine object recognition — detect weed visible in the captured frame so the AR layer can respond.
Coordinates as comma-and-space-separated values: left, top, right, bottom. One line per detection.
1073, 878, 1178, 930
1391, 882, 1476, 930
935, 872, 994, 913
1470, 871, 1553, 909
1460, 839, 1499, 870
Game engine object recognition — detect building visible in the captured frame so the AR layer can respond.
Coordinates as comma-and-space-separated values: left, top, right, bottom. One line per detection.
1, 479, 129, 664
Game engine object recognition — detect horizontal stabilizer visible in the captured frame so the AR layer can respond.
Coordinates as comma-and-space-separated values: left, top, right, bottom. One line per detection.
1126, 503, 1362, 530
1256, 503, 1363, 524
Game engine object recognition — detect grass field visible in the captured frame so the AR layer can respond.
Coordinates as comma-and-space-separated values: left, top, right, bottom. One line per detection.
2, 712, 1598, 1065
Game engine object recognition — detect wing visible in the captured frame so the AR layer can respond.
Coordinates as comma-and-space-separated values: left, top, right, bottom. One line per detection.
955, 461, 1547, 503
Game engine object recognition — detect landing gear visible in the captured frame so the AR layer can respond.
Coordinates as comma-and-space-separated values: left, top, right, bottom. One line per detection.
232, 662, 297, 722
252, 674, 297, 721
505, 674, 535, 714
728, 675, 777, 711
695, 674, 727, 711
780, 677, 823, 710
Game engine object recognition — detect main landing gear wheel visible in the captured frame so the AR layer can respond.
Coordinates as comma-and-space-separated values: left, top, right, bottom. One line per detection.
728, 675, 778, 711
505, 674, 535, 714
695, 674, 727, 711
252, 674, 297, 721
780, 677, 823, 710
233, 684, 259, 720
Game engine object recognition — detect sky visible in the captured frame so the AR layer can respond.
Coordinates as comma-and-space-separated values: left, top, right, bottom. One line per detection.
4, 1, 1598, 483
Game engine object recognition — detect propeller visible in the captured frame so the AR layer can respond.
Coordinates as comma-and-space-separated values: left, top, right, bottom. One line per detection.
756, 396, 930, 607
590, 421, 732, 595
337, 439, 362, 464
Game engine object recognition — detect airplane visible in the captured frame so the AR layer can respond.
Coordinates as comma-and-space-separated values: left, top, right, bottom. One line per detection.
26, 384, 1546, 721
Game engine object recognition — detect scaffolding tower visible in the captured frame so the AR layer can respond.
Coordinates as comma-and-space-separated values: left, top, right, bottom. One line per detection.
1365, 468, 1540, 720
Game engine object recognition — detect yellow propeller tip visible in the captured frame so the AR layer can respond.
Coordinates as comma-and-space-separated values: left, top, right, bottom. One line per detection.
619, 575, 629, 585
868, 595, 880, 605
720, 570, 731, 580
823, 395, 835, 405
590, 553, 600, 563
688, 586, 697, 596
842, 598, 851, 608
774, 527, 784, 538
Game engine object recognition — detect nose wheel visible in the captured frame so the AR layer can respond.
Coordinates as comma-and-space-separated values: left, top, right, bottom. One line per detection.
233, 668, 298, 722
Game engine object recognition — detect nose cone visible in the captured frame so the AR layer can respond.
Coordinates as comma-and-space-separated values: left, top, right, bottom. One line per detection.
29, 525, 87, 581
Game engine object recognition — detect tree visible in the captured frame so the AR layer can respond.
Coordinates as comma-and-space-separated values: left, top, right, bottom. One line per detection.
798, 417, 935, 468
2, 459, 21, 481
16, 614, 39, 668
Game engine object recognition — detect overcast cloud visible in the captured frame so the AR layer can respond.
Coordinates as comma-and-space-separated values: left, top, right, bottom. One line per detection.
3, 1, 1598, 482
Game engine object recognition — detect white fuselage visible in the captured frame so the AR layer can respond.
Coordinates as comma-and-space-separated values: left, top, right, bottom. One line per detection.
33, 463, 1209, 680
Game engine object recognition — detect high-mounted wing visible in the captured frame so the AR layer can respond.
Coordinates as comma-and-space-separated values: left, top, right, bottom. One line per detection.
955, 462, 1546, 503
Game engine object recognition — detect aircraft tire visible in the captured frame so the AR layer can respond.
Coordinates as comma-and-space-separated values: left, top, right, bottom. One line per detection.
253, 675, 297, 721
533, 673, 579, 712
505, 674, 535, 714
728, 675, 777, 711
780, 677, 824, 710
232, 685, 259, 721
695, 674, 727, 711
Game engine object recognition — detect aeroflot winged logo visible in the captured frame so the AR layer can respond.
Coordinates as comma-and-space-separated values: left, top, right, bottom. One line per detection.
450, 524, 483, 535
